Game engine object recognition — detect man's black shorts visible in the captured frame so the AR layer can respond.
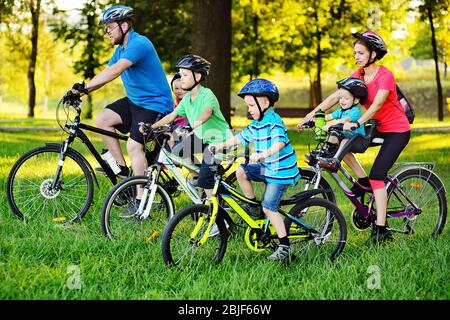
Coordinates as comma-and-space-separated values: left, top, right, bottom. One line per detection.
106, 97, 164, 145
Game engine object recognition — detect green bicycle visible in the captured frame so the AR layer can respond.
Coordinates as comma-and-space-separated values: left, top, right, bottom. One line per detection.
161, 153, 347, 269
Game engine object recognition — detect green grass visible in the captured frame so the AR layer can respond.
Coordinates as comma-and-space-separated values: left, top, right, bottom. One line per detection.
0, 127, 449, 300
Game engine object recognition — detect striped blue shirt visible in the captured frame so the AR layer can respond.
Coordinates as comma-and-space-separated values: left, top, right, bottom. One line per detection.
237, 108, 300, 185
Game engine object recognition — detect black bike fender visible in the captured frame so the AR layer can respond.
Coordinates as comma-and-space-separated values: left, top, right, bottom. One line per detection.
45, 143, 99, 187
280, 189, 332, 206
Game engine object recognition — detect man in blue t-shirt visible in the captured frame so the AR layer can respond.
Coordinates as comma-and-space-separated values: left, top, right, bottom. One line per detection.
70, 5, 173, 179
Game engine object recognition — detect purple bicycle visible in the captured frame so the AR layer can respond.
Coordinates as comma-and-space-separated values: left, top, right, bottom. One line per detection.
302, 121, 447, 238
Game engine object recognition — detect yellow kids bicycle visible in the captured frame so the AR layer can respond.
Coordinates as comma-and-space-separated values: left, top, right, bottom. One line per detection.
161, 152, 347, 269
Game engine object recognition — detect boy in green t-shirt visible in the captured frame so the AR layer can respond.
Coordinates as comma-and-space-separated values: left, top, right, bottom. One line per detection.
150, 54, 232, 197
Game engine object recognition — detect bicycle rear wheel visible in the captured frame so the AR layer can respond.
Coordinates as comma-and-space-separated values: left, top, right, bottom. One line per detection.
161, 204, 228, 269
295, 168, 336, 203
6, 146, 93, 223
285, 198, 347, 261
101, 176, 174, 241
387, 168, 447, 237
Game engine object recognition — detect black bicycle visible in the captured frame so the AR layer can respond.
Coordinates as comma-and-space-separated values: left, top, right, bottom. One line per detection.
6, 92, 131, 223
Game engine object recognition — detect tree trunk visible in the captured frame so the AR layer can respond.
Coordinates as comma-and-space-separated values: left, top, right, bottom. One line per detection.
316, 35, 322, 105
192, 0, 232, 125
84, 10, 96, 120
27, 0, 41, 118
309, 7, 322, 109
427, 4, 444, 121
444, 60, 447, 79
309, 77, 320, 109
253, 13, 259, 79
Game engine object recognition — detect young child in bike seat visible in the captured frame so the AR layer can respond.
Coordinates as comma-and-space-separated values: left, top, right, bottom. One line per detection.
149, 54, 232, 197
316, 77, 367, 171
213, 78, 300, 262
168, 72, 189, 148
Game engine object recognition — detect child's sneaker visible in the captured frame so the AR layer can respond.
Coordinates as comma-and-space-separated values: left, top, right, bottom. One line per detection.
267, 244, 295, 262
119, 201, 140, 218
187, 176, 199, 188
317, 157, 340, 172
242, 203, 264, 219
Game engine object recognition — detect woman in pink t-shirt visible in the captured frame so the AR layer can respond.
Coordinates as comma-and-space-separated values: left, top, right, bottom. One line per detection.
298, 30, 411, 244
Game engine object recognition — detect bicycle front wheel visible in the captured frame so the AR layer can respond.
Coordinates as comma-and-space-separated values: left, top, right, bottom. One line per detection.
387, 168, 447, 237
161, 204, 228, 269
6, 146, 93, 223
101, 176, 175, 241
286, 198, 347, 261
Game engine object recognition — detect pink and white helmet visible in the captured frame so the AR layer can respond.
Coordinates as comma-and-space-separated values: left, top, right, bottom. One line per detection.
352, 30, 387, 60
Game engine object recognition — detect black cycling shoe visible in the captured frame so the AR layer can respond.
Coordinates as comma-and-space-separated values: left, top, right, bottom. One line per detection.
370, 225, 394, 244
351, 178, 372, 197
242, 203, 265, 219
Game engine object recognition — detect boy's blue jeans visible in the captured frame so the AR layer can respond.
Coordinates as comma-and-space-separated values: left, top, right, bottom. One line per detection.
241, 163, 288, 212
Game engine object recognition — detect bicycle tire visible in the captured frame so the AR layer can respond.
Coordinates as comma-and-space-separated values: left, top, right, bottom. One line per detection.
285, 198, 347, 261
387, 168, 447, 237
161, 204, 228, 269
101, 176, 175, 241
297, 168, 336, 203
6, 145, 93, 223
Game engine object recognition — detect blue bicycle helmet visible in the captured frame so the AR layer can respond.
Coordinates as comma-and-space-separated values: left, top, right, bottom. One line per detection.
238, 78, 279, 105
99, 6, 134, 25
238, 78, 279, 121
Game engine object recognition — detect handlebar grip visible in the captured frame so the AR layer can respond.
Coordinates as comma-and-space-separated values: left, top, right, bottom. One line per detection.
138, 122, 153, 134
62, 91, 82, 105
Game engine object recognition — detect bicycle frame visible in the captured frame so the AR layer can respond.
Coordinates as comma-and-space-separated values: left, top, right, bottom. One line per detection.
50, 99, 130, 189
190, 169, 323, 246
302, 122, 430, 225
325, 151, 428, 222
158, 148, 203, 203
135, 133, 205, 220
63, 122, 128, 185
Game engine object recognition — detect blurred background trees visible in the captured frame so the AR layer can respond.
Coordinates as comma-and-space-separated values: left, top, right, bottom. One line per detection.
0, 0, 449, 121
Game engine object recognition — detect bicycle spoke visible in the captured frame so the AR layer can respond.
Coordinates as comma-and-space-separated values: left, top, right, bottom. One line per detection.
7, 147, 93, 222
387, 169, 447, 237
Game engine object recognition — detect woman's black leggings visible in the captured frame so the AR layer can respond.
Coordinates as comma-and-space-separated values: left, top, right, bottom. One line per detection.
368, 131, 411, 182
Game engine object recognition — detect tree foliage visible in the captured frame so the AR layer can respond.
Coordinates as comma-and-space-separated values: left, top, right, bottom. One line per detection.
120, 0, 192, 72
50, 0, 112, 118
1, 0, 449, 120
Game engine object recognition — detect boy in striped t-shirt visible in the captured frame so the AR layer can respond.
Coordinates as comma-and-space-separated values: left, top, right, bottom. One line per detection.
213, 79, 300, 262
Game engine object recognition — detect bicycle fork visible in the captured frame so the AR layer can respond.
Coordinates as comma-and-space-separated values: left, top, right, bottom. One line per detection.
136, 169, 159, 220
190, 197, 220, 246
50, 138, 72, 190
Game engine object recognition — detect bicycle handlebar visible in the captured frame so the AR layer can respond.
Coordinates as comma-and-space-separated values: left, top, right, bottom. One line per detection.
139, 122, 172, 136
214, 152, 246, 174
299, 120, 316, 129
